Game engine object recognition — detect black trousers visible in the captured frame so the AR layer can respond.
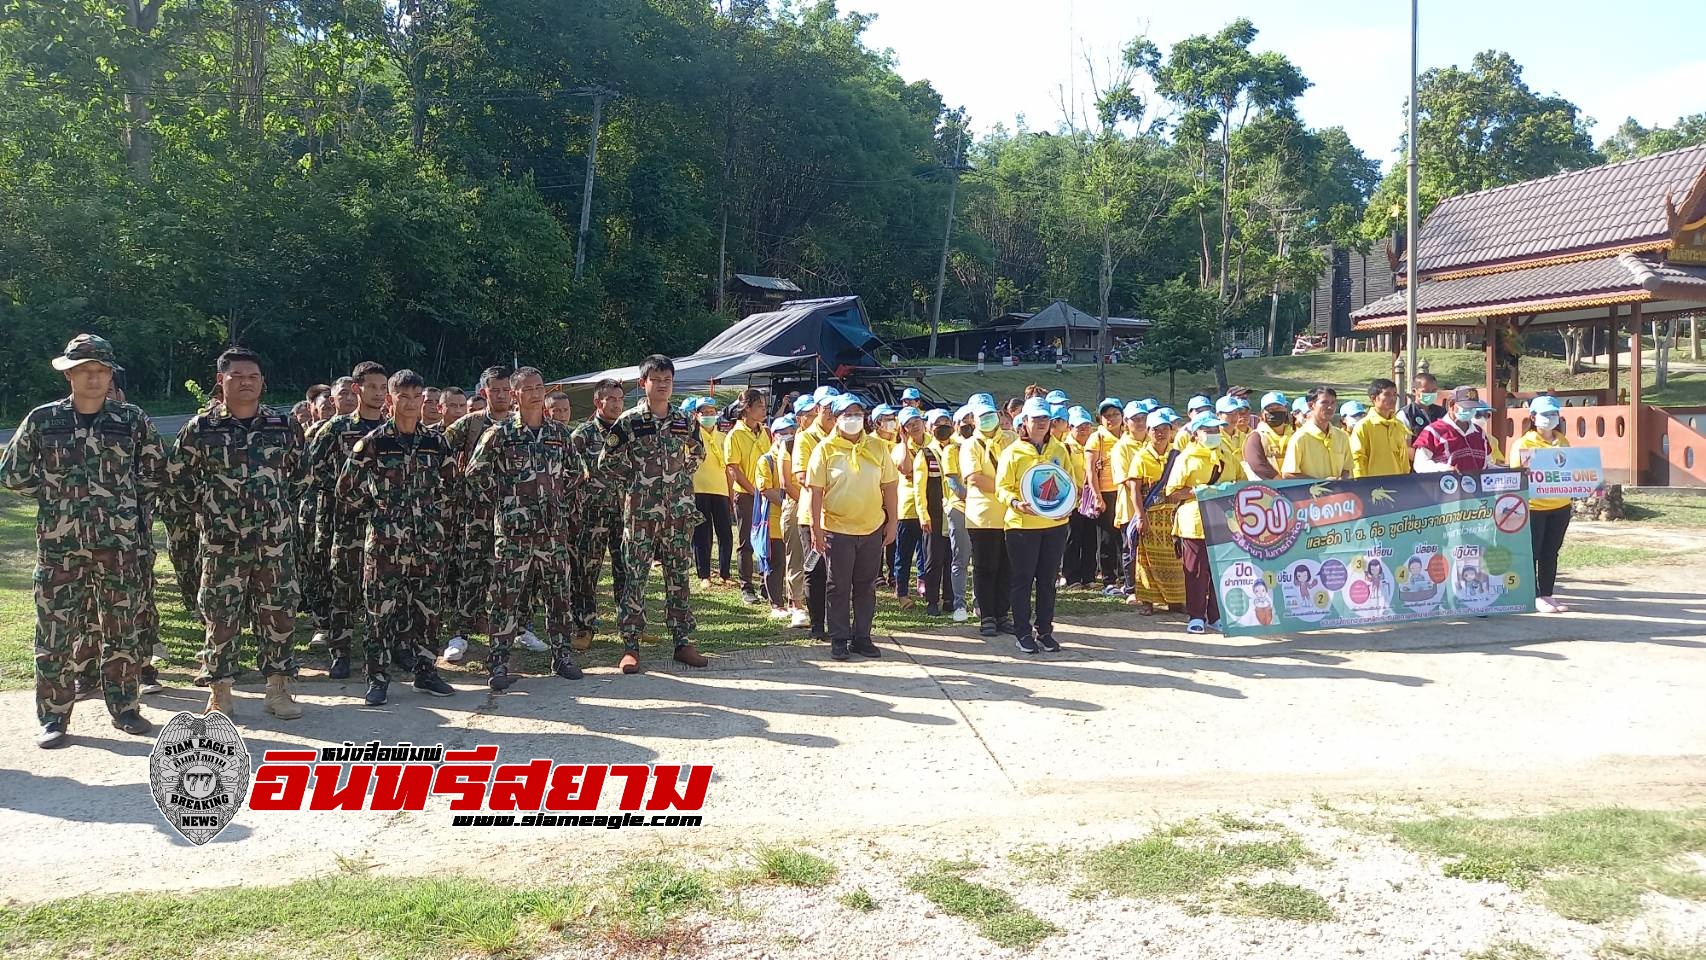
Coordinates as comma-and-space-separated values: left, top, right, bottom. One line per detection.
825, 530, 884, 643
894, 518, 923, 598
734, 492, 757, 591
1095, 491, 1121, 583
923, 523, 952, 609
764, 538, 786, 607
692, 492, 732, 580
1006, 525, 1070, 641
1064, 511, 1099, 584
798, 524, 828, 637
1530, 506, 1571, 597
969, 527, 1012, 625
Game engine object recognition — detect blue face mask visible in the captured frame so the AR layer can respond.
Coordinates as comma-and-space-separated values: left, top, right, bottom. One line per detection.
1200, 433, 1222, 449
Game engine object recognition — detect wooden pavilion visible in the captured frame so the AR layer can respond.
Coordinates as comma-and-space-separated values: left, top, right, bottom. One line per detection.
1350, 143, 1706, 484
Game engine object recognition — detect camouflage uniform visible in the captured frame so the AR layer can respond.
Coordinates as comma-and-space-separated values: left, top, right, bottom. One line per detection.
166, 403, 306, 684
337, 420, 461, 676
305, 413, 386, 660
597, 401, 704, 651
158, 471, 202, 612
0, 397, 167, 725
443, 411, 503, 638
465, 413, 577, 664
568, 414, 629, 635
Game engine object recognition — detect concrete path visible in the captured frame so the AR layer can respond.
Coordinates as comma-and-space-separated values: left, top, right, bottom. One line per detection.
2, 545, 1703, 902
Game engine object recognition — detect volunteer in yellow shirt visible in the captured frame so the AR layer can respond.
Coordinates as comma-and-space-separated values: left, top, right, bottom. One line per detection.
959, 398, 1011, 637
1509, 395, 1573, 614
1243, 390, 1293, 480
1351, 378, 1411, 478
1129, 408, 1187, 614
1174, 395, 1214, 451
754, 415, 796, 619
1164, 412, 1245, 634
891, 407, 928, 605
1281, 387, 1352, 480
807, 395, 898, 661
724, 389, 770, 602
791, 387, 839, 639
1102, 402, 1147, 595
913, 409, 959, 616
1216, 395, 1251, 451
1063, 406, 1101, 589
995, 397, 1087, 653
942, 405, 975, 623
686, 397, 733, 587
1087, 397, 1125, 588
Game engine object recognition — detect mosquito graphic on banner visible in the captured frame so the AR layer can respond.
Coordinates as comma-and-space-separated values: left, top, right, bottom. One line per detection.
1196, 471, 1536, 637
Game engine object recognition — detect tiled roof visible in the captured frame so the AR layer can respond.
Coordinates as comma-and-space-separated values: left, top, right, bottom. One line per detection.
1414, 143, 1706, 275
1352, 253, 1663, 326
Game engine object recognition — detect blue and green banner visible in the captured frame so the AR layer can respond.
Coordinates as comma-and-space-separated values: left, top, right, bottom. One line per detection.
1199, 472, 1536, 636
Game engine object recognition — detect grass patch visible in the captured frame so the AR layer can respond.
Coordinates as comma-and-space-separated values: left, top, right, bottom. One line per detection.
1466, 941, 1553, 960
838, 887, 877, 912
0, 875, 586, 960
601, 858, 718, 936
1007, 844, 1074, 883
1213, 813, 1272, 832
1225, 881, 1334, 922
750, 847, 837, 888
1600, 939, 1706, 960
1624, 493, 1706, 530
906, 862, 1057, 950
1558, 543, 1665, 570
1077, 829, 1308, 900
1389, 807, 1706, 923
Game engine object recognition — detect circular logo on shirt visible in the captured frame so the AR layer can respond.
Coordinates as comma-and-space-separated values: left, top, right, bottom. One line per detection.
1020, 462, 1077, 520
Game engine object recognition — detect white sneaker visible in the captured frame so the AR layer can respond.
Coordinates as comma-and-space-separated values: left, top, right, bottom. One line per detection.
789, 609, 810, 629
309, 630, 329, 649
517, 630, 549, 652
151, 643, 169, 665
768, 607, 789, 619
443, 635, 468, 662
952, 607, 969, 623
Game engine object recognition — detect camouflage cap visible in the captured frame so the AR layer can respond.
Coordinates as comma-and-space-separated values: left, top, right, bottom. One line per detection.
51, 333, 122, 372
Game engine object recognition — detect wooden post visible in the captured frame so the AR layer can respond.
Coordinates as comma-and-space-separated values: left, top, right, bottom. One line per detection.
1691, 314, 1700, 361
1483, 315, 1502, 444
1629, 302, 1643, 486
1607, 305, 1619, 402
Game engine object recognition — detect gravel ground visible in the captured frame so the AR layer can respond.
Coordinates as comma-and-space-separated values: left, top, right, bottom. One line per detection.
542, 803, 1706, 960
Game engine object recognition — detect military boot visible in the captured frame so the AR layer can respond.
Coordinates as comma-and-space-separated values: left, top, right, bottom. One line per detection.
206, 679, 235, 716
264, 675, 303, 719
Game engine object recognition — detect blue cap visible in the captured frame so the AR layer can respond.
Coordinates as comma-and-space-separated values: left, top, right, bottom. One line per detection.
830, 394, 864, 414
1068, 405, 1095, 426
1045, 389, 1070, 405
1291, 397, 1309, 414
1189, 412, 1228, 433
1098, 397, 1123, 413
1216, 396, 1249, 414
970, 397, 998, 416
1188, 395, 1213, 411
772, 415, 797, 433
1151, 407, 1182, 426
925, 408, 951, 424
872, 403, 897, 419
897, 407, 924, 426
1122, 400, 1145, 419
680, 396, 705, 414
1260, 391, 1289, 410
901, 387, 922, 401
1472, 403, 1494, 415
1136, 399, 1159, 414
1048, 403, 1068, 421
1019, 397, 1052, 420
792, 395, 816, 415
971, 392, 996, 409
954, 404, 975, 421
1528, 395, 1563, 415
812, 385, 842, 402
1339, 400, 1367, 418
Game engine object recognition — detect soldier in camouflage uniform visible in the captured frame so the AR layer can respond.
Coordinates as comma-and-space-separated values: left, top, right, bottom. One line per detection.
167, 346, 306, 720
304, 363, 389, 678
336, 369, 460, 704
1, 335, 164, 747
301, 376, 358, 646
440, 366, 514, 663
435, 387, 468, 432
567, 377, 630, 650
597, 355, 710, 674
465, 367, 582, 690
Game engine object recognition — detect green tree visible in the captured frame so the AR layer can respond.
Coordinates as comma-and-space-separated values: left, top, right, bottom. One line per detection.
1134, 277, 1220, 405
1600, 113, 1706, 162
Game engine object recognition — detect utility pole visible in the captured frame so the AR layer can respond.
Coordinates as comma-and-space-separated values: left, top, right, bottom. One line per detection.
929, 119, 967, 360
575, 88, 614, 282
1403, 0, 1420, 401
1265, 207, 1301, 357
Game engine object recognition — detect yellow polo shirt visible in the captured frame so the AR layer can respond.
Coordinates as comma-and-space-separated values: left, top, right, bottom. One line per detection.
1167, 440, 1244, 540
1085, 425, 1119, 493
936, 438, 965, 514
723, 421, 768, 493
1282, 422, 1352, 479
893, 437, 921, 521
693, 425, 729, 495
1351, 409, 1411, 478
792, 423, 827, 521
996, 436, 1085, 530
753, 445, 787, 539
806, 433, 898, 536
959, 432, 1005, 529
1110, 434, 1145, 525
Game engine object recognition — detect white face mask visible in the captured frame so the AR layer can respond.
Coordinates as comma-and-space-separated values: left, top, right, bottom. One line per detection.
1534, 413, 1560, 432
1199, 433, 1222, 449
977, 412, 1000, 433
837, 415, 865, 436
697, 413, 718, 428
